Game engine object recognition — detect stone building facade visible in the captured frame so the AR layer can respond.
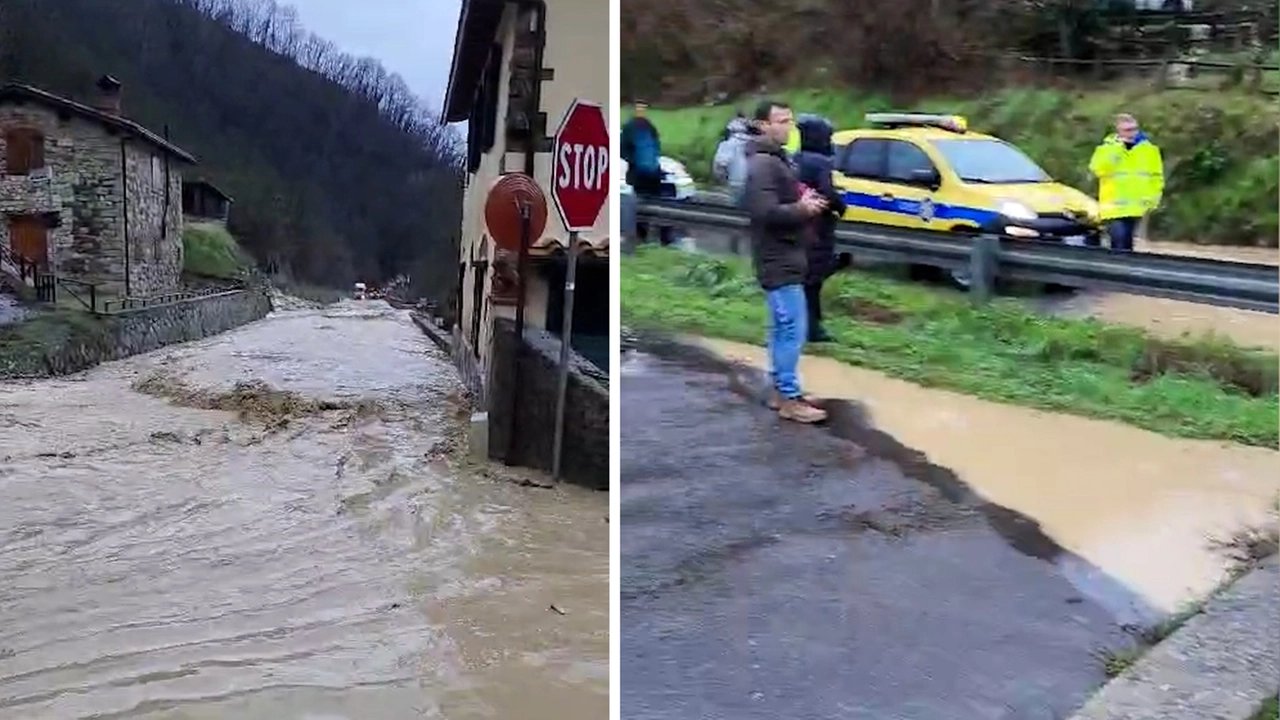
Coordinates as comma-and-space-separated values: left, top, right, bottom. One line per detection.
0, 78, 195, 297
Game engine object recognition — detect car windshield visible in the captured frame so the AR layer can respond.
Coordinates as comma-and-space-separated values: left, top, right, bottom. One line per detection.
930, 138, 1051, 184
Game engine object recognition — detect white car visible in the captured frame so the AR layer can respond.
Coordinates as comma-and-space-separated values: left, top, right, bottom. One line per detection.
618, 156, 696, 201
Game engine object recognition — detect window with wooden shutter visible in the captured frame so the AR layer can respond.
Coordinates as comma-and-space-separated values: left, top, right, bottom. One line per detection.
3, 127, 46, 175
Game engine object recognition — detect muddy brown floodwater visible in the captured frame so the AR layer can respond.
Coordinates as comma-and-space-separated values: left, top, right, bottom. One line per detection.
0, 301, 608, 720
696, 337, 1280, 623
1066, 240, 1280, 351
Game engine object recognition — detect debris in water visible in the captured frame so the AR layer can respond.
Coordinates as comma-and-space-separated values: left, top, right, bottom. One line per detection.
149, 430, 185, 444
549, 604, 566, 615
132, 373, 381, 430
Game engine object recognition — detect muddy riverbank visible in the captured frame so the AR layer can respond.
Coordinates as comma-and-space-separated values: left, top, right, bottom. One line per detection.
0, 301, 608, 719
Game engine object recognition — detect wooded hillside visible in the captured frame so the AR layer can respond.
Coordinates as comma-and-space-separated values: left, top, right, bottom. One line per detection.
621, 0, 1278, 102
0, 0, 463, 298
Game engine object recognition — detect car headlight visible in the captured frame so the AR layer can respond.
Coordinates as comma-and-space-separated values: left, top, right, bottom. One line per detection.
998, 201, 1037, 221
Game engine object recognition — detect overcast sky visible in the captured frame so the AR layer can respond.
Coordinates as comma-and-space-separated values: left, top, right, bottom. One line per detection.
285, 0, 464, 113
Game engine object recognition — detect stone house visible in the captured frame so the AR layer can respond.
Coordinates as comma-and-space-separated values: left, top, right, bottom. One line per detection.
443, 0, 611, 381
0, 76, 195, 297
182, 178, 232, 226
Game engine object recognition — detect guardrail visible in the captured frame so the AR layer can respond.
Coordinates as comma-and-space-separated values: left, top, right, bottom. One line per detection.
631, 198, 1280, 315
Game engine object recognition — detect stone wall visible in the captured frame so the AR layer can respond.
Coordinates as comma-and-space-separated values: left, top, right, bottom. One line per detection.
451, 323, 488, 407
123, 141, 183, 296
486, 318, 609, 490
0, 104, 84, 273
0, 287, 272, 379
0, 102, 185, 296
409, 311, 488, 409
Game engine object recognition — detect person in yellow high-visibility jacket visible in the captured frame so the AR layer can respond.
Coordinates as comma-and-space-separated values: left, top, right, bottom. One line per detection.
1088, 113, 1164, 252
784, 124, 801, 157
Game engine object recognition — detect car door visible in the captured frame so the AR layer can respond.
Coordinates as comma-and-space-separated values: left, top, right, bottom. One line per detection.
833, 138, 890, 224
879, 139, 943, 231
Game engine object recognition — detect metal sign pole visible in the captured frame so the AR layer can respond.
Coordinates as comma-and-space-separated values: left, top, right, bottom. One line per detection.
551, 231, 580, 481
506, 202, 532, 466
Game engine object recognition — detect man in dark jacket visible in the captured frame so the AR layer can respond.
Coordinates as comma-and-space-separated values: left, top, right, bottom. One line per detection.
793, 114, 847, 343
744, 99, 828, 424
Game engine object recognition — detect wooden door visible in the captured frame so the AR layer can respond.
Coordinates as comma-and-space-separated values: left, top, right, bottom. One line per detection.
7, 215, 48, 267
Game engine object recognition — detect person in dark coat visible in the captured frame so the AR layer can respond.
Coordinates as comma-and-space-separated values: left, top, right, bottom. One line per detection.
792, 114, 846, 342
620, 99, 673, 246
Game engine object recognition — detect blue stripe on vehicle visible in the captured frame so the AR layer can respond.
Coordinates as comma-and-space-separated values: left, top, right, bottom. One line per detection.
840, 190, 1000, 227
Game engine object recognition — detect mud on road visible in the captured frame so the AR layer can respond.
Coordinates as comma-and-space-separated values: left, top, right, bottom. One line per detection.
619, 335, 1136, 720
0, 301, 608, 720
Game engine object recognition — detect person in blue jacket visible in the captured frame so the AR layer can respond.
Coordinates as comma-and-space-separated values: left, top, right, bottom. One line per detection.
620, 99, 673, 245
792, 114, 846, 342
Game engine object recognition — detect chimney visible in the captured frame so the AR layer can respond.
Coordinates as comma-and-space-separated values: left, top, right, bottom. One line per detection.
94, 75, 122, 115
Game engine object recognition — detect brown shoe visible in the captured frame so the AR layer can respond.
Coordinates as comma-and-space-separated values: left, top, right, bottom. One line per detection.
767, 390, 819, 410
778, 398, 828, 424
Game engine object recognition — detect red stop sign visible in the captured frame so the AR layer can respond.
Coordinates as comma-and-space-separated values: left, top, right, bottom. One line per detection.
551, 98, 610, 233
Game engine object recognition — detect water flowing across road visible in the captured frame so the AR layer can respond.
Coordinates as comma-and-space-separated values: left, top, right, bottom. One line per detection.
0, 301, 608, 720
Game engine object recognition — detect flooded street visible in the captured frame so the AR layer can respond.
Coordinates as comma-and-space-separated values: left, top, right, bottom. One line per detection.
696, 337, 1280, 618
1062, 239, 1279, 350
0, 301, 608, 720
620, 337, 1134, 720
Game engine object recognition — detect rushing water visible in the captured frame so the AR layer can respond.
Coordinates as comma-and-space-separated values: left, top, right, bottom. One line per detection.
0, 301, 608, 720
1066, 240, 1280, 350
695, 337, 1280, 620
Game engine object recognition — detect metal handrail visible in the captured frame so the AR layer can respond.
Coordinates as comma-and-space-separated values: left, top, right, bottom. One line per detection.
98, 282, 246, 313
55, 276, 100, 312
632, 198, 1280, 314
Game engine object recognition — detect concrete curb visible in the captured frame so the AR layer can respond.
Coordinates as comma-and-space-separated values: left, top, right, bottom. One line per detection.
1068, 556, 1279, 720
409, 312, 453, 354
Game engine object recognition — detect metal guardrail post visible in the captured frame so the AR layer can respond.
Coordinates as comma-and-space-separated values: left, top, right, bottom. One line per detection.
969, 235, 999, 303
621, 193, 638, 256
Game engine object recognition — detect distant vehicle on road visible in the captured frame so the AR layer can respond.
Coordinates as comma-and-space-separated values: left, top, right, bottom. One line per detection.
621, 155, 697, 248
831, 113, 1102, 287
619, 156, 697, 201
353, 282, 366, 300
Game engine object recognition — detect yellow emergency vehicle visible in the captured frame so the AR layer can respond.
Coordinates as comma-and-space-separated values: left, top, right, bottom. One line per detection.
832, 114, 1102, 250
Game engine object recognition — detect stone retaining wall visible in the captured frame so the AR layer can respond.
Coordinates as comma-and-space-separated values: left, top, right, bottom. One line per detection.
0, 288, 272, 378
487, 318, 609, 491
407, 313, 486, 406
408, 312, 609, 491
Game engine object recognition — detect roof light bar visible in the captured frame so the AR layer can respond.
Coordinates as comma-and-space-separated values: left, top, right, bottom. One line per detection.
865, 113, 968, 133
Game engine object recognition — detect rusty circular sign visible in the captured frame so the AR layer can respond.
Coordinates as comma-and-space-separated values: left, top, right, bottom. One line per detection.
484, 172, 549, 252
551, 98, 610, 233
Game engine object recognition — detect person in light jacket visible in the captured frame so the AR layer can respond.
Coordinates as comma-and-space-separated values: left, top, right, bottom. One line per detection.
1089, 113, 1163, 252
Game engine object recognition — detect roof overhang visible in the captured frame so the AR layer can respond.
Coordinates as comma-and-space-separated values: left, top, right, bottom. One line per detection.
0, 83, 197, 163
442, 0, 506, 123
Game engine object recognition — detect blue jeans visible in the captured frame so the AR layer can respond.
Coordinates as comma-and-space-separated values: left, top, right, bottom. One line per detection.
766, 284, 807, 399
1108, 217, 1139, 252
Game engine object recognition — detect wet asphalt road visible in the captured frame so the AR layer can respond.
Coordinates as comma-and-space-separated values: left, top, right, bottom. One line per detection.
619, 338, 1133, 720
